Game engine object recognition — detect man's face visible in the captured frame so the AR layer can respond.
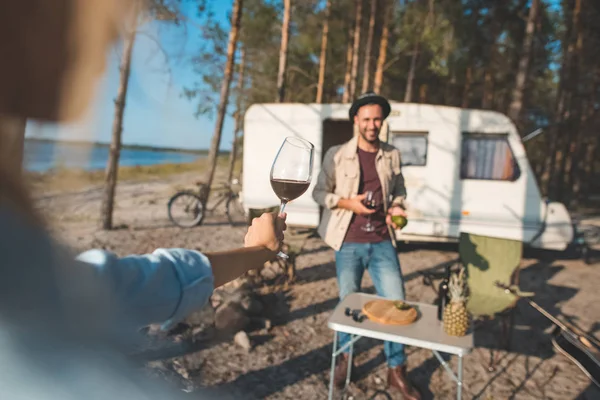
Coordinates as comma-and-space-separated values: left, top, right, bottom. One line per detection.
354, 104, 383, 144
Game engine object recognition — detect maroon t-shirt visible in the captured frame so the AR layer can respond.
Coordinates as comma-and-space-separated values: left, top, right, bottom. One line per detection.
344, 148, 390, 243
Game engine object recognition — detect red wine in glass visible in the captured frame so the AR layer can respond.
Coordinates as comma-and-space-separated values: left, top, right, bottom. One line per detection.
270, 179, 311, 203
362, 190, 376, 232
270, 137, 314, 258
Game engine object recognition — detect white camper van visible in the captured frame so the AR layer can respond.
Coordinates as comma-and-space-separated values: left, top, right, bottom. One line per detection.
242, 102, 575, 251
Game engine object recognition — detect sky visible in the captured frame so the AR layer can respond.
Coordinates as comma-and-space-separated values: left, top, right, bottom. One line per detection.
26, 2, 235, 151
25, 0, 563, 151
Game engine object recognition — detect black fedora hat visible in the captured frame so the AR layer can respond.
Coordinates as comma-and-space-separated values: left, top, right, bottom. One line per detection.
349, 91, 391, 121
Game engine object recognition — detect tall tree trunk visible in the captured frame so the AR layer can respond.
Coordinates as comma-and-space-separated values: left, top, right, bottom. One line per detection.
461, 8, 479, 109
276, 0, 291, 102
540, 77, 572, 195
579, 70, 599, 202
549, 98, 574, 201
482, 6, 501, 110
361, 0, 377, 93
316, 0, 331, 103
540, 114, 563, 196
406, 0, 434, 103
419, 84, 428, 103
445, 66, 457, 106
100, 4, 138, 230
203, 0, 243, 200
572, 106, 596, 205
507, 0, 540, 124
349, 0, 362, 99
427, 0, 434, 22
540, 0, 577, 198
461, 65, 472, 108
481, 63, 496, 109
374, 0, 392, 94
541, 91, 573, 197
553, 0, 581, 201
227, 47, 246, 185
342, 16, 354, 103
404, 39, 420, 102
563, 0, 584, 205
0, 116, 26, 173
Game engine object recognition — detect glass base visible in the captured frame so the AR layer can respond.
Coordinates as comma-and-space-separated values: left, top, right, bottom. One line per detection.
361, 224, 375, 232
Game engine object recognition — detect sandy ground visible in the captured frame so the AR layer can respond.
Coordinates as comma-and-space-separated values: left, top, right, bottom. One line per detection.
35, 170, 600, 399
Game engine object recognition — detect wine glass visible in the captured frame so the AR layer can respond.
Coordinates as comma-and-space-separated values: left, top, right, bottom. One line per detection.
270, 137, 314, 259
361, 190, 376, 232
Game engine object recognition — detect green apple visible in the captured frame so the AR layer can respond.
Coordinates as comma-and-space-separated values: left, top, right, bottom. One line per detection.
391, 215, 408, 229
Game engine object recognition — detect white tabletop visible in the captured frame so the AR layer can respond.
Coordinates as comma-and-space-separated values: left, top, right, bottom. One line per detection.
327, 293, 474, 356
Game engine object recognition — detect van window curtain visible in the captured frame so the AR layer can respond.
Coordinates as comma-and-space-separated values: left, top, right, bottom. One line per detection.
461, 135, 516, 180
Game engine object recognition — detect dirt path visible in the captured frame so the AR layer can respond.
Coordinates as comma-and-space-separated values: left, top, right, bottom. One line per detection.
39, 172, 600, 399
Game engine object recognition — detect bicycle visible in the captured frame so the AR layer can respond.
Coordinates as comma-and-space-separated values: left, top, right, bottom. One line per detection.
167, 178, 247, 228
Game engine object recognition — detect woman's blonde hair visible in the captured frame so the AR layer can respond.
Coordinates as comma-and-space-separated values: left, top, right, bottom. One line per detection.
0, 156, 42, 226
0, 0, 129, 225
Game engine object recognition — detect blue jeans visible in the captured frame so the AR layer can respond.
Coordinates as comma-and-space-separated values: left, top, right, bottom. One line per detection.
335, 241, 406, 367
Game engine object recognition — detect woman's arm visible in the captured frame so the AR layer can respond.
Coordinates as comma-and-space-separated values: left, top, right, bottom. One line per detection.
208, 211, 286, 288
77, 213, 286, 330
206, 246, 275, 289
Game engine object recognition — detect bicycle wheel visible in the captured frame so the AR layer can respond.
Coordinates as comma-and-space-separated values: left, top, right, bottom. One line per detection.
168, 191, 205, 228
226, 194, 247, 227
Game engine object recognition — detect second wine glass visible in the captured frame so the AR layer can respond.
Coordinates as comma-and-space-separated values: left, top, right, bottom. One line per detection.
362, 190, 376, 232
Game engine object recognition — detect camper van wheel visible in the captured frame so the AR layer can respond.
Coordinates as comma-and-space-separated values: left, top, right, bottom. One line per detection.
167, 191, 206, 228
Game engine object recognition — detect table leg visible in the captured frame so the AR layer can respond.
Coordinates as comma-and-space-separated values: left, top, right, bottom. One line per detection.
433, 350, 464, 400
328, 331, 337, 400
457, 355, 463, 400
345, 334, 354, 388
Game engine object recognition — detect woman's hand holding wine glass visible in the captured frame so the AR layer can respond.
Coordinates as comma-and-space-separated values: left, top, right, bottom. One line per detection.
244, 212, 287, 253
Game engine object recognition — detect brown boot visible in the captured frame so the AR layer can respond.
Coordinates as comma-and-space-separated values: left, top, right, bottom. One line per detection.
333, 353, 353, 389
388, 365, 421, 400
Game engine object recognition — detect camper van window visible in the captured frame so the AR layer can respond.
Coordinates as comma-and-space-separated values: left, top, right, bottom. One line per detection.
390, 132, 428, 166
460, 134, 520, 181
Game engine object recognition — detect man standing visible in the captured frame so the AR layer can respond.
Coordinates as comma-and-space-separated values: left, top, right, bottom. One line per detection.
313, 92, 420, 399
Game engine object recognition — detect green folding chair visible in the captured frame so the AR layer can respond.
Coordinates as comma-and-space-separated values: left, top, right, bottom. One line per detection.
461, 232, 521, 317
422, 231, 526, 371
460, 232, 524, 369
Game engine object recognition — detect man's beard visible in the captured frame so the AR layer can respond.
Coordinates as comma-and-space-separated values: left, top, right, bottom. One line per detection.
359, 129, 380, 144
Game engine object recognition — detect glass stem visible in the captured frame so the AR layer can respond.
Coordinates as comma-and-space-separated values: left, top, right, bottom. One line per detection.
276, 200, 289, 259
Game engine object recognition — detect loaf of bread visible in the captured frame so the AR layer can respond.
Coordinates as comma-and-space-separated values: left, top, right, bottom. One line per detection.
362, 300, 418, 325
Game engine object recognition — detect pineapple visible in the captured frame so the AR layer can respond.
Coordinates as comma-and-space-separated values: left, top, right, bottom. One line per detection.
443, 268, 470, 337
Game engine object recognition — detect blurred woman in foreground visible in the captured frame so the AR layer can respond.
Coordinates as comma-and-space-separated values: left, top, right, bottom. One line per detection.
0, 1, 281, 398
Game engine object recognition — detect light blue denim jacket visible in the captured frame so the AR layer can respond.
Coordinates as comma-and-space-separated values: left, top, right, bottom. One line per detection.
0, 206, 220, 399
76, 248, 214, 331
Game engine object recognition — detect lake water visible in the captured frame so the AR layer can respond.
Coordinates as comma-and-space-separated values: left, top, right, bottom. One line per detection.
24, 140, 202, 173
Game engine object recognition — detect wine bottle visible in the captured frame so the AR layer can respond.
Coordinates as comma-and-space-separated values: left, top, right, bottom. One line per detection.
437, 267, 451, 321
